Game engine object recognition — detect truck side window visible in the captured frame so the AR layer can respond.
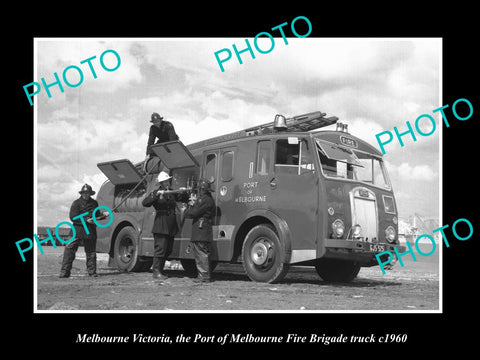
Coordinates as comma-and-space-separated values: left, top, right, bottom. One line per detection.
204, 153, 216, 183
275, 139, 299, 174
221, 150, 234, 182
275, 139, 314, 175
275, 139, 299, 166
256, 140, 270, 175
300, 140, 315, 174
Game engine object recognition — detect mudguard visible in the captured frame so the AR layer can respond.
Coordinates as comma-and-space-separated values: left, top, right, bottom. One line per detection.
240, 209, 293, 264
96, 213, 141, 254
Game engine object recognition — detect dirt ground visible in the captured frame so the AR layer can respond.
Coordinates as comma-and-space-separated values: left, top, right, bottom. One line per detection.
36, 246, 439, 311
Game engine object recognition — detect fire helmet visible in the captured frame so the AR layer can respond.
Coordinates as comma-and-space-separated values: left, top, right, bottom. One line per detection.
150, 112, 164, 123
79, 184, 95, 195
157, 171, 172, 183
198, 179, 214, 192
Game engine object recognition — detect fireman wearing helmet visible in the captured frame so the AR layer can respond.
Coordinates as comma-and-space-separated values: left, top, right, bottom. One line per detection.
59, 184, 108, 278
185, 179, 216, 283
146, 112, 179, 156
142, 171, 181, 280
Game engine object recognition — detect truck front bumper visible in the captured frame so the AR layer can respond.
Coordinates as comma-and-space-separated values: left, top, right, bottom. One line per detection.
323, 238, 405, 267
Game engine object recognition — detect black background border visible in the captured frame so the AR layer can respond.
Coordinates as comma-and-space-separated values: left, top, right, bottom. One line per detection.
7, 5, 478, 354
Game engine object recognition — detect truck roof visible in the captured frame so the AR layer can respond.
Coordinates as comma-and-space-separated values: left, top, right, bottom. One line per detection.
314, 130, 383, 157
187, 129, 383, 157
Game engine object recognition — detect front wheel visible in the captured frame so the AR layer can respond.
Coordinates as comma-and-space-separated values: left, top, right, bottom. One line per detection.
113, 226, 145, 272
314, 258, 360, 283
241, 224, 288, 283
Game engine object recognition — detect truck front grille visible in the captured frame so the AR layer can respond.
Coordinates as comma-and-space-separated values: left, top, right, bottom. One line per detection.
349, 187, 378, 242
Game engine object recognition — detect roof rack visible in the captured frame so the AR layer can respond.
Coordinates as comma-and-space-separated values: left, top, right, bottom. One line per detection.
188, 111, 338, 150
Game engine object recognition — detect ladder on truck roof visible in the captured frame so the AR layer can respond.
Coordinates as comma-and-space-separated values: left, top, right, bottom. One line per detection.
188, 111, 338, 150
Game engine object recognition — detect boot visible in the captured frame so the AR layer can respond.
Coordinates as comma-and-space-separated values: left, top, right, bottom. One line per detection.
152, 257, 168, 280
86, 252, 97, 277
59, 272, 70, 278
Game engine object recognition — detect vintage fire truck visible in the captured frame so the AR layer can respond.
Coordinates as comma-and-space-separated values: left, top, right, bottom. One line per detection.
95, 111, 404, 283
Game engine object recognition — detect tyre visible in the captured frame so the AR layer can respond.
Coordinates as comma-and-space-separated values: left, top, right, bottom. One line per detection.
241, 224, 288, 283
113, 226, 144, 272
314, 258, 360, 283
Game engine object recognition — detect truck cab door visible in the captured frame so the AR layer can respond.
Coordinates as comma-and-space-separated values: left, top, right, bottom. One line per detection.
204, 147, 238, 261
268, 137, 320, 263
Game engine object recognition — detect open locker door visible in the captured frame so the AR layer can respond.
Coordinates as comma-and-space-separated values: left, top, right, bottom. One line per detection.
97, 159, 144, 185
149, 140, 199, 169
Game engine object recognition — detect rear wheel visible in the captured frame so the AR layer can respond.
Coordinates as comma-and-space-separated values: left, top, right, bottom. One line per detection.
241, 224, 288, 283
113, 226, 145, 272
314, 258, 360, 283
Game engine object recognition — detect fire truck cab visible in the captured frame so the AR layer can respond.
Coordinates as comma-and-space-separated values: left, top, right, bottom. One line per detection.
95, 111, 404, 283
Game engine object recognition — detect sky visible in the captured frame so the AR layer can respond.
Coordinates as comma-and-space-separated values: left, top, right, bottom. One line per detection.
35, 37, 441, 226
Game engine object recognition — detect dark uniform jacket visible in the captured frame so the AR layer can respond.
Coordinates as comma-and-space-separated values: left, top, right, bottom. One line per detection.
69, 196, 99, 240
184, 193, 215, 242
146, 121, 179, 155
142, 188, 178, 236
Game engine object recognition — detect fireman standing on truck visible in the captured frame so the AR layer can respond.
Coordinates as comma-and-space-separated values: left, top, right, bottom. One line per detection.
146, 113, 179, 156
185, 179, 216, 283
142, 171, 179, 280
59, 184, 108, 278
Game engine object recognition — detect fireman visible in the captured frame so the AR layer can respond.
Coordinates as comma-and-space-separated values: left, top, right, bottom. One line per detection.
146, 112, 179, 156
185, 179, 216, 283
59, 184, 107, 278
142, 171, 179, 280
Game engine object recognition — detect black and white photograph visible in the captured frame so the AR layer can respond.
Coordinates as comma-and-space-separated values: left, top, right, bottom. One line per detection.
8, 6, 478, 354
33, 37, 441, 312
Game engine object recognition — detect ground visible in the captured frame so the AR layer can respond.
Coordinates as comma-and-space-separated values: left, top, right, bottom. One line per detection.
36, 246, 439, 311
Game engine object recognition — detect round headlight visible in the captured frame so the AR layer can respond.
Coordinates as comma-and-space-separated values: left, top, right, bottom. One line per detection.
352, 224, 362, 238
332, 219, 345, 238
385, 226, 396, 243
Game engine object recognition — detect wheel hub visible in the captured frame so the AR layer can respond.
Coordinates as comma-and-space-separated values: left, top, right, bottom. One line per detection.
251, 241, 270, 266
120, 238, 134, 262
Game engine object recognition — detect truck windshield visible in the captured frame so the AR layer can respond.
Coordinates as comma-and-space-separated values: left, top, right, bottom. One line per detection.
316, 139, 391, 189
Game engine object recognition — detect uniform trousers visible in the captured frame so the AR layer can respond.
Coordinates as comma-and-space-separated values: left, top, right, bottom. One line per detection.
192, 241, 211, 280
60, 237, 97, 276
153, 233, 174, 274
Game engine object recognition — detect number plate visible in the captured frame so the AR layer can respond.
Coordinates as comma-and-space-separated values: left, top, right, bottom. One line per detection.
369, 244, 385, 252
